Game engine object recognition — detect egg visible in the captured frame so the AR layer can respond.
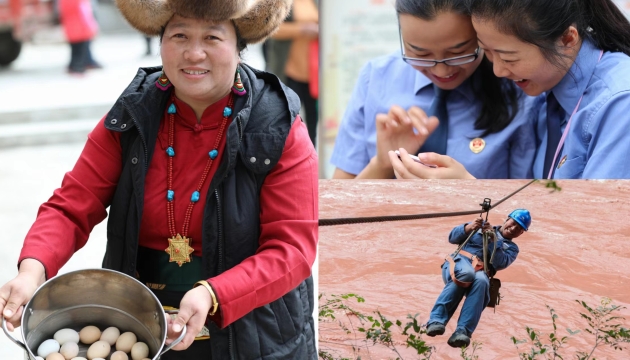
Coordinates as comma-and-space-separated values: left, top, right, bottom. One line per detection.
79, 326, 101, 345
100, 326, 120, 346
46, 353, 65, 360
37, 339, 60, 358
110, 351, 129, 360
53, 329, 80, 345
131, 342, 149, 360
115, 332, 137, 353
86, 340, 110, 359
70, 358, 88, 360
59, 342, 79, 360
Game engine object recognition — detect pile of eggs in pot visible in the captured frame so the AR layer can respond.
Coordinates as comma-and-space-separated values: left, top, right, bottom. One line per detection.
34, 325, 151, 360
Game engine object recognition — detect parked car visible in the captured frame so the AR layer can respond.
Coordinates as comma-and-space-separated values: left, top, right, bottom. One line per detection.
0, 0, 54, 66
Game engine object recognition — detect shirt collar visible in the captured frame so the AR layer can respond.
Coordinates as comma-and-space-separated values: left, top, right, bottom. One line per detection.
413, 65, 478, 103
494, 225, 511, 241
414, 68, 433, 94
171, 92, 231, 128
551, 38, 602, 115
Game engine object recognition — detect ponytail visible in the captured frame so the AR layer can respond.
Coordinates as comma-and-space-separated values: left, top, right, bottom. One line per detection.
582, 0, 630, 56
472, 58, 520, 136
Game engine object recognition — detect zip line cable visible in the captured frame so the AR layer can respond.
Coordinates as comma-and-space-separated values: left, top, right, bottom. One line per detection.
318, 180, 536, 227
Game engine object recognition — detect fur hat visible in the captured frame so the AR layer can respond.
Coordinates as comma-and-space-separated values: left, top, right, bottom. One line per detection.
115, 0, 292, 44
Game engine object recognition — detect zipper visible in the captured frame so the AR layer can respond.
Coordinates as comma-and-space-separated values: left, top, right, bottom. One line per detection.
216, 190, 224, 273
237, 117, 243, 142
214, 190, 235, 360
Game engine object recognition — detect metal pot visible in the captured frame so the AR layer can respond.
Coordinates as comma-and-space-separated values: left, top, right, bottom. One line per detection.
2, 268, 186, 359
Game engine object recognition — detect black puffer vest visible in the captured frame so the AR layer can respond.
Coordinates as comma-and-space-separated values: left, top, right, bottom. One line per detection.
101, 65, 316, 360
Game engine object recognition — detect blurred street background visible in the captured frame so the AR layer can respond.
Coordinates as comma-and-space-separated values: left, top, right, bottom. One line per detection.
0, 0, 270, 357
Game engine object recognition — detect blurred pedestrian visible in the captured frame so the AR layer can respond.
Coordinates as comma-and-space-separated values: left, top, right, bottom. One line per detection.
145, 35, 153, 56
59, 0, 102, 74
270, 0, 319, 146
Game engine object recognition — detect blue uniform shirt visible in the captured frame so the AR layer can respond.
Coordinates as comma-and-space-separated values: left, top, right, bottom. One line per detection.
449, 223, 519, 272
533, 39, 630, 179
330, 53, 538, 179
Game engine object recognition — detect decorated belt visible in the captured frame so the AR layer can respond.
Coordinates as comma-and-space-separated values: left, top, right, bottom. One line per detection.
137, 246, 210, 341
136, 246, 203, 292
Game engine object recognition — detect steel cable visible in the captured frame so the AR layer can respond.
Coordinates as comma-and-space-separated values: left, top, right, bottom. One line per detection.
318, 180, 536, 227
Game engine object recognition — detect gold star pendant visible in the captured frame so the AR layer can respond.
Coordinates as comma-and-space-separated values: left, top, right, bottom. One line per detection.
165, 234, 195, 267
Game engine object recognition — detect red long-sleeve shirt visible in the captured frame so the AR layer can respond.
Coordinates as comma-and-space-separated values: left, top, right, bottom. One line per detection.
19, 93, 318, 328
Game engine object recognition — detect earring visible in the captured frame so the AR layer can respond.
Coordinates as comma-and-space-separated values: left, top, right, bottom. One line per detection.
156, 71, 172, 91
232, 67, 247, 96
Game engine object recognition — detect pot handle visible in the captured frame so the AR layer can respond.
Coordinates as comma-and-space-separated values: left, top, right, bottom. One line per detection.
2, 316, 28, 352
160, 323, 187, 355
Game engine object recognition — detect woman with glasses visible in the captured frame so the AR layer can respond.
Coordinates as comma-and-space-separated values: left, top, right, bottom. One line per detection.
396, 0, 630, 179
330, 0, 537, 179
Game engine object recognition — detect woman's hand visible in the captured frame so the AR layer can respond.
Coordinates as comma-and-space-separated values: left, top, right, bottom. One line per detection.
388, 148, 476, 179
166, 286, 213, 350
1, 259, 46, 331
373, 105, 439, 172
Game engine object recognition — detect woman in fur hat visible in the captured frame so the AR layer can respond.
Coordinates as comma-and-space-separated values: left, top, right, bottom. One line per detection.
0, 1, 318, 359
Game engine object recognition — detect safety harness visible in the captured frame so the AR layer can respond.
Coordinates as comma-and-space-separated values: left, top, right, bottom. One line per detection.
446, 199, 502, 309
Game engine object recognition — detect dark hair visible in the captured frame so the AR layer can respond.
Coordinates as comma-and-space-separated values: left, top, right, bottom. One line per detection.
395, 0, 520, 136
158, 20, 248, 56
467, 0, 630, 68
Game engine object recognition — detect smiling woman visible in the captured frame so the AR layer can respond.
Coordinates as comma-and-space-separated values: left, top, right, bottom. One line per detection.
0, 1, 319, 359
160, 16, 242, 119
330, 0, 538, 180
466, 0, 630, 179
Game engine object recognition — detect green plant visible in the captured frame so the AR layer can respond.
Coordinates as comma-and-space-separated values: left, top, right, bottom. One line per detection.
511, 298, 629, 360
535, 179, 562, 192
575, 298, 630, 360
460, 341, 482, 360
319, 293, 482, 360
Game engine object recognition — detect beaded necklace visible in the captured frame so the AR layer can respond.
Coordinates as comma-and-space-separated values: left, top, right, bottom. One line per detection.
164, 94, 235, 266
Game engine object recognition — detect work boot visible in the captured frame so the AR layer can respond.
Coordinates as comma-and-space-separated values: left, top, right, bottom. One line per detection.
426, 323, 445, 337
447, 329, 471, 348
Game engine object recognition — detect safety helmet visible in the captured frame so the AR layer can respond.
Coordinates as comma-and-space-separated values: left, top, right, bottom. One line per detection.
508, 209, 531, 231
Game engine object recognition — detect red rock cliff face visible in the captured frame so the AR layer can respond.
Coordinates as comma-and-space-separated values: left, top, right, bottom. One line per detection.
318, 180, 630, 360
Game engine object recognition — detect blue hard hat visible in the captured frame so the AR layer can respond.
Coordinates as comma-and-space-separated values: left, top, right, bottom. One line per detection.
508, 209, 531, 231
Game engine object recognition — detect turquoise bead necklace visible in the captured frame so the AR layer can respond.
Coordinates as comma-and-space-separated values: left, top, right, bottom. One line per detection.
164, 93, 235, 266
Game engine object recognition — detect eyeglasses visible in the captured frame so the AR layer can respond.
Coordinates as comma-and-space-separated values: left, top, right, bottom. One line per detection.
399, 26, 481, 67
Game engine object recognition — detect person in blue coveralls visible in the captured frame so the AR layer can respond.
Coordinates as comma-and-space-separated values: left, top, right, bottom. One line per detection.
426, 209, 531, 348
330, 0, 538, 180
391, 0, 630, 179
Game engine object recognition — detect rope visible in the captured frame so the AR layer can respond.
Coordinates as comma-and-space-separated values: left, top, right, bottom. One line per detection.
482, 230, 497, 278
319, 180, 535, 227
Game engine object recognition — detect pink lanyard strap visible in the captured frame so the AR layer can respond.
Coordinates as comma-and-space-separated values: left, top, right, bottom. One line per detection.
547, 50, 604, 179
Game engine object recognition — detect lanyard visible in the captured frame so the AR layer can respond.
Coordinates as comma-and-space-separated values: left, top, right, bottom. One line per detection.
547, 50, 604, 179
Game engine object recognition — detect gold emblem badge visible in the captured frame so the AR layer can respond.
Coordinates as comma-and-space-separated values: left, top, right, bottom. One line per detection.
557, 155, 568, 169
165, 234, 195, 267
469, 138, 486, 154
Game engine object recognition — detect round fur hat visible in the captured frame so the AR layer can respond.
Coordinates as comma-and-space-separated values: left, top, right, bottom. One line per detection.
115, 0, 292, 43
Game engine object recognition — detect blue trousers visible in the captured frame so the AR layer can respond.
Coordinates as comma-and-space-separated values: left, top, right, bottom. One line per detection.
427, 256, 490, 336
